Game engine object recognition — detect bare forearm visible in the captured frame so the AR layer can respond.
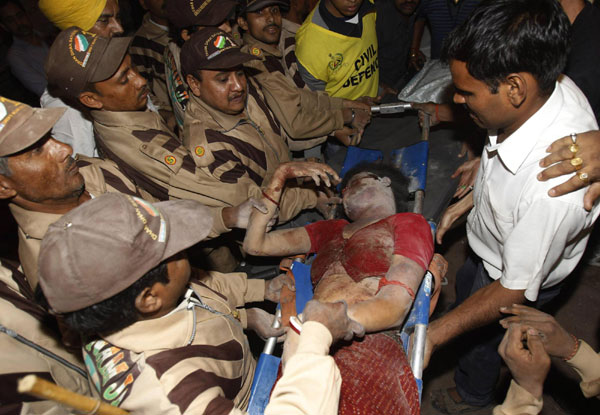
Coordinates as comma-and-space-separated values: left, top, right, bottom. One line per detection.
429, 281, 526, 348
411, 19, 426, 51
348, 289, 412, 332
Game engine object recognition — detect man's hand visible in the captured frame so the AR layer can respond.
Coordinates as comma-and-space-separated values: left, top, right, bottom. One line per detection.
408, 49, 426, 71
380, 82, 399, 97
333, 126, 363, 146
222, 198, 268, 229
538, 131, 600, 210
316, 191, 341, 219
302, 300, 365, 343
412, 102, 455, 128
451, 157, 480, 199
342, 98, 371, 112
499, 304, 576, 359
264, 273, 295, 303
273, 161, 340, 186
498, 324, 551, 399
246, 308, 286, 341
436, 192, 474, 244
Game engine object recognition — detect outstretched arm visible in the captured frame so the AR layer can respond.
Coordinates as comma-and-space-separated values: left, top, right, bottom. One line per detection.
243, 162, 340, 257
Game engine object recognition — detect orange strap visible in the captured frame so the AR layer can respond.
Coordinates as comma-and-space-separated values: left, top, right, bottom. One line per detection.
377, 278, 415, 300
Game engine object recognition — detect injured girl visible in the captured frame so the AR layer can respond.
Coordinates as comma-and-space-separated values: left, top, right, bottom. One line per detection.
244, 161, 446, 414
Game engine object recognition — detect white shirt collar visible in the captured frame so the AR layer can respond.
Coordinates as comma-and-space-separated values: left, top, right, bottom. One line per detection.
485, 80, 562, 174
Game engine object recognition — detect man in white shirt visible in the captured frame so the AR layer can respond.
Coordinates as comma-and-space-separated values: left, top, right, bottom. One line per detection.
424, 0, 600, 413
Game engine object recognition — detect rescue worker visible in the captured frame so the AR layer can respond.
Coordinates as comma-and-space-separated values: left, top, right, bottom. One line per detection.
37, 192, 365, 414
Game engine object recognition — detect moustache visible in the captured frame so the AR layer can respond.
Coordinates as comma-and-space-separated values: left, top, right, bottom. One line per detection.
263, 23, 281, 31
138, 86, 149, 100
228, 92, 245, 102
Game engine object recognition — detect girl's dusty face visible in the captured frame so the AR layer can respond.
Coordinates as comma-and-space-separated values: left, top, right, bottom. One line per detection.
342, 172, 395, 220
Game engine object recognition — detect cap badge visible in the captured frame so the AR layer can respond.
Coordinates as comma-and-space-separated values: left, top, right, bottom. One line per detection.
214, 35, 227, 49
195, 146, 205, 157
74, 34, 89, 52
68, 30, 98, 68
165, 155, 177, 165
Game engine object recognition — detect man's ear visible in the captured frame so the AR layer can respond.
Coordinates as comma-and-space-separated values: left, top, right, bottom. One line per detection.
505, 73, 527, 108
186, 74, 202, 97
0, 175, 17, 200
381, 176, 392, 187
134, 285, 163, 315
237, 16, 249, 31
180, 29, 192, 42
78, 91, 104, 110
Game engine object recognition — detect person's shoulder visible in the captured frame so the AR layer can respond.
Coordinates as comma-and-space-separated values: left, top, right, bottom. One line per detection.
389, 212, 431, 229
83, 338, 143, 406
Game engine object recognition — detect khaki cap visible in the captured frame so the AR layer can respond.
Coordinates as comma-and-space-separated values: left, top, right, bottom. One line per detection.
241, 0, 289, 13
45, 27, 132, 100
0, 97, 65, 157
181, 28, 259, 77
38, 193, 214, 313
166, 0, 237, 29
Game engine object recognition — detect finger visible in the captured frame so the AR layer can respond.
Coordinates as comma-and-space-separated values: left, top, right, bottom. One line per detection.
351, 320, 365, 338
547, 175, 586, 197
584, 182, 600, 211
251, 198, 268, 214
329, 196, 342, 204
526, 329, 548, 355
538, 160, 578, 181
435, 227, 446, 244
311, 173, 321, 187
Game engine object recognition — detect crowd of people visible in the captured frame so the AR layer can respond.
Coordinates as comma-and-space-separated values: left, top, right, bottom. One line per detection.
0, 0, 599, 414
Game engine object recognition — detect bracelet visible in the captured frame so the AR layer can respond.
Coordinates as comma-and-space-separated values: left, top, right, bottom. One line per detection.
435, 104, 440, 123
289, 315, 302, 335
564, 333, 580, 361
262, 191, 280, 207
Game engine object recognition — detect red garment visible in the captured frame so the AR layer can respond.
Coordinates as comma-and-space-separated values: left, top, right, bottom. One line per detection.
305, 213, 434, 285
334, 333, 420, 415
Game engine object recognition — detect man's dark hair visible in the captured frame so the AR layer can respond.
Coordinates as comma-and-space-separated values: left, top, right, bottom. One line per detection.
340, 161, 410, 214
47, 262, 170, 336
441, 0, 570, 95
169, 24, 201, 47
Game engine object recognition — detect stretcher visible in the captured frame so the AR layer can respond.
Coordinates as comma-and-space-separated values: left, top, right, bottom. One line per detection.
248, 115, 434, 414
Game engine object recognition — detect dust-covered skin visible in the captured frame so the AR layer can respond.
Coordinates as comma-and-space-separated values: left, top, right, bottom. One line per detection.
244, 163, 434, 332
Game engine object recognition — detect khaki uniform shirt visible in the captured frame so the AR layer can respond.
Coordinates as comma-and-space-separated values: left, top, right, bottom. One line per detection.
183, 84, 317, 223
129, 13, 172, 113
241, 32, 329, 151
82, 274, 263, 414
9, 156, 229, 288
0, 260, 90, 414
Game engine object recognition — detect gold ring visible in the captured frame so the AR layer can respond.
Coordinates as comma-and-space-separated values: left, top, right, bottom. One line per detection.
578, 172, 589, 183
570, 133, 577, 144
570, 157, 583, 170
569, 143, 579, 154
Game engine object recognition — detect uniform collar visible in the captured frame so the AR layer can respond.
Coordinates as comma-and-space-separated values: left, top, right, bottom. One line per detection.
486, 80, 561, 174
242, 32, 282, 58
9, 203, 63, 241
138, 13, 169, 42
91, 109, 166, 129
186, 93, 247, 132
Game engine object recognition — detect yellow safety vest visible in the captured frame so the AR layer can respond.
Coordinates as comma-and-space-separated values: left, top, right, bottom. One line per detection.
295, 1, 379, 100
